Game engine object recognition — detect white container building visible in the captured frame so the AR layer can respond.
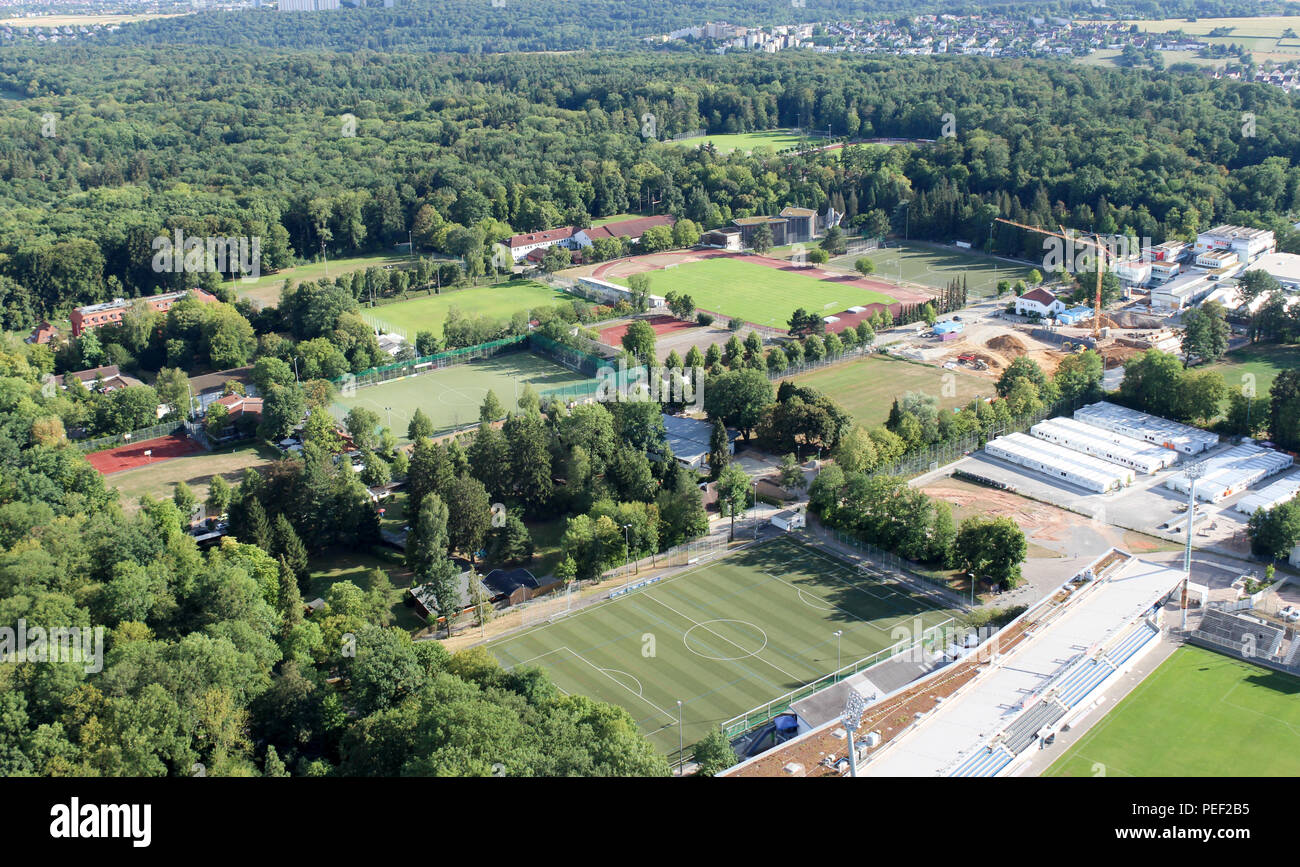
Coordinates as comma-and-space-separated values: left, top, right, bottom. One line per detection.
985, 432, 1135, 493
1030, 417, 1176, 475
1166, 443, 1293, 503
1073, 402, 1219, 455
1233, 473, 1300, 515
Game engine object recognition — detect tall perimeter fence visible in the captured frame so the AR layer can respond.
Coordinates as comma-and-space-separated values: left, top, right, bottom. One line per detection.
73, 420, 185, 453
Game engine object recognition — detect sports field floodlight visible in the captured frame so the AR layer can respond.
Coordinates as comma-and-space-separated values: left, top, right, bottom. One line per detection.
833, 629, 843, 672
841, 690, 867, 778
1181, 462, 1205, 630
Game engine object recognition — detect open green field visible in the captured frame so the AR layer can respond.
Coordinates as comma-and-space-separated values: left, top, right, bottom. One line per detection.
786, 353, 994, 428
1113, 16, 1300, 63
612, 257, 896, 330
331, 350, 591, 439
1045, 645, 1300, 777
1204, 342, 1300, 409
109, 442, 278, 512
486, 537, 955, 755
364, 280, 573, 339
833, 241, 1035, 298
666, 129, 825, 154
236, 251, 416, 308
306, 548, 424, 632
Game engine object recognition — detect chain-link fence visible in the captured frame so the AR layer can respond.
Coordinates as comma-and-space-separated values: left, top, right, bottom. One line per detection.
73, 421, 185, 453
331, 335, 528, 391
802, 522, 967, 607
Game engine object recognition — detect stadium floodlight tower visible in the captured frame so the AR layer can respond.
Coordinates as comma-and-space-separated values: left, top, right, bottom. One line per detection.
1181, 462, 1205, 630
841, 691, 867, 778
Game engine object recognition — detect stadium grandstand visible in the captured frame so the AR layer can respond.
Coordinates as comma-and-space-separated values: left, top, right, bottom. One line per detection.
1029, 417, 1177, 475
985, 431, 1135, 493
1190, 608, 1287, 664
1165, 443, 1293, 503
723, 551, 1183, 778
1073, 402, 1219, 455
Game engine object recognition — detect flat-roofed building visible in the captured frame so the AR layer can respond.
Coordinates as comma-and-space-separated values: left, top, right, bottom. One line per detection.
1194, 224, 1275, 267
1250, 251, 1300, 291
1073, 401, 1219, 454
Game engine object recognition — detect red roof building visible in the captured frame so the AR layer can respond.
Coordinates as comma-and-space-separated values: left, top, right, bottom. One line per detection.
25, 321, 56, 345
70, 288, 219, 337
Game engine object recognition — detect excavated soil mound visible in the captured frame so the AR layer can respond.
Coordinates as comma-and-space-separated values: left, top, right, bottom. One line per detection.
985, 334, 1028, 357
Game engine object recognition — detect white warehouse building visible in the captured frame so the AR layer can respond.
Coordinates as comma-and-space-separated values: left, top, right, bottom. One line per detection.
1166, 443, 1293, 503
985, 432, 1135, 493
1073, 402, 1219, 455
1233, 473, 1300, 515
1030, 417, 1177, 475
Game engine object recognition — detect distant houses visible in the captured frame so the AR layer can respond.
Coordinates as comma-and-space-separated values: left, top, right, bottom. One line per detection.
505, 215, 676, 262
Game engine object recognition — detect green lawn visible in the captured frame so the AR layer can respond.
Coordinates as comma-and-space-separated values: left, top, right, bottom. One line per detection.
109, 442, 279, 512
235, 251, 416, 308
306, 548, 424, 632
666, 129, 826, 154
611, 256, 895, 329
786, 353, 994, 428
487, 537, 955, 756
1203, 342, 1300, 410
833, 241, 1035, 298
1044, 645, 1300, 777
363, 279, 573, 339
331, 350, 591, 440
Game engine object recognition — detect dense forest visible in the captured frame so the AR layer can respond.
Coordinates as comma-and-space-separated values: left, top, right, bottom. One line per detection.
1, 47, 1298, 329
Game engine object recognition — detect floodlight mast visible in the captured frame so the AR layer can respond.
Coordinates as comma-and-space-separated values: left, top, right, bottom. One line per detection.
841, 691, 867, 778
1182, 462, 1205, 630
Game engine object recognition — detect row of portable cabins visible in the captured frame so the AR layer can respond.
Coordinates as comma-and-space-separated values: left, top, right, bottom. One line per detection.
1030, 417, 1178, 475
1234, 474, 1300, 515
1165, 442, 1294, 503
985, 432, 1136, 494
1073, 401, 1219, 455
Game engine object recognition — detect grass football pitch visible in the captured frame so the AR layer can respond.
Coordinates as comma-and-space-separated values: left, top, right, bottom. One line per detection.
832, 241, 1035, 298
787, 354, 994, 427
365, 280, 574, 338
1044, 645, 1300, 777
487, 537, 955, 755
612, 257, 896, 329
666, 129, 825, 154
331, 351, 591, 439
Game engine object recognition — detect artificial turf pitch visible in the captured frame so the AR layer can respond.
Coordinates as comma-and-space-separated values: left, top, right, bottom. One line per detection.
330, 351, 592, 439
487, 537, 954, 755
1044, 645, 1300, 777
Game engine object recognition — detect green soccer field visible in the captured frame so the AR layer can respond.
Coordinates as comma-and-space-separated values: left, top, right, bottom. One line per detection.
611, 257, 896, 330
833, 241, 1035, 298
786, 353, 994, 428
1203, 342, 1300, 418
667, 129, 825, 154
364, 280, 575, 338
331, 351, 591, 439
1044, 645, 1300, 777
487, 537, 956, 756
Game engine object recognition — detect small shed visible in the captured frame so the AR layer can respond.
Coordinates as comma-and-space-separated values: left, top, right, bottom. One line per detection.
771, 507, 806, 531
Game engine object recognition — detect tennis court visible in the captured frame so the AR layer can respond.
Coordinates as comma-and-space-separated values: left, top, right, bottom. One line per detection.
487, 537, 956, 756
330, 350, 592, 439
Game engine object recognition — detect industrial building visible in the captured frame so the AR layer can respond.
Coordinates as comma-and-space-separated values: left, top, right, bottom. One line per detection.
1029, 417, 1176, 475
1165, 443, 1294, 503
985, 432, 1135, 493
1233, 473, 1300, 515
1073, 402, 1219, 454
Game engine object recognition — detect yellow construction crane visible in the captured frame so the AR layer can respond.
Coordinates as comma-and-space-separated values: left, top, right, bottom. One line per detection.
994, 217, 1110, 341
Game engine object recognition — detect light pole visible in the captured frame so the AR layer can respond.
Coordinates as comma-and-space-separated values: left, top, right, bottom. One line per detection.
1181, 462, 1204, 631
622, 523, 633, 589
385, 405, 393, 431
676, 700, 684, 776
842, 691, 866, 778
753, 478, 760, 541
833, 629, 843, 673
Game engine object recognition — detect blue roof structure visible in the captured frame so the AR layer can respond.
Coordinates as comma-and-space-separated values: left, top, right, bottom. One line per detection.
932, 320, 964, 335
1057, 306, 1094, 325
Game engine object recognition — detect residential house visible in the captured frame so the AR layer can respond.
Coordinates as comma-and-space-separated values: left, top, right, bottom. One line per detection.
25, 322, 56, 345
1014, 286, 1066, 317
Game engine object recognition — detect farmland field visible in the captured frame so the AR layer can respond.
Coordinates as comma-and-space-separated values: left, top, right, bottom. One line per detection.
786, 353, 993, 427
1044, 645, 1300, 777
487, 537, 955, 757
363, 280, 574, 339
609, 255, 896, 329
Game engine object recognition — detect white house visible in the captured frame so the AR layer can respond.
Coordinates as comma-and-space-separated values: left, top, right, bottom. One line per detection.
506, 227, 577, 262
1014, 286, 1066, 317
570, 215, 676, 251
